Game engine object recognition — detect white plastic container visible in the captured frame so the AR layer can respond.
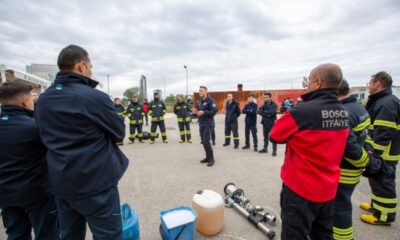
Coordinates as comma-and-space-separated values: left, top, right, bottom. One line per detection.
192, 190, 224, 236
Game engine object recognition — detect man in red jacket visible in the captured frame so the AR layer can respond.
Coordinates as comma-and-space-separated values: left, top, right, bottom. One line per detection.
270, 63, 350, 240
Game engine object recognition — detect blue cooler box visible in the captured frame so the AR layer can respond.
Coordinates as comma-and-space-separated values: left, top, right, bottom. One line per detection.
160, 206, 197, 240
121, 203, 140, 240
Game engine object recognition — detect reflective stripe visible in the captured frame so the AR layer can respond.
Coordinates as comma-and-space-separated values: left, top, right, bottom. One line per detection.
344, 149, 369, 168
130, 134, 136, 138
372, 194, 397, 204
177, 118, 183, 122
233, 137, 240, 140
373, 119, 398, 129
225, 136, 231, 139
353, 118, 370, 132
185, 117, 191, 122
373, 203, 397, 222
137, 133, 143, 137
150, 132, 157, 137
371, 142, 389, 152
339, 168, 362, 184
185, 131, 191, 134
161, 132, 167, 136
180, 131, 185, 135
383, 154, 400, 161
333, 226, 353, 240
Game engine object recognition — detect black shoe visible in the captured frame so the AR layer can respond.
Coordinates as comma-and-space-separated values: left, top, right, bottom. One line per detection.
223, 143, 230, 147
272, 151, 277, 157
207, 159, 215, 167
200, 158, 209, 163
212, 142, 216, 146
242, 146, 250, 149
254, 148, 258, 152
259, 149, 268, 153
234, 145, 239, 149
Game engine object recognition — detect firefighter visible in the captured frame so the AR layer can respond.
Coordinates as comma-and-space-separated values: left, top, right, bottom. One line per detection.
360, 71, 399, 225
114, 97, 125, 118
197, 86, 218, 167
126, 96, 145, 144
149, 92, 168, 143
174, 95, 192, 143
0, 81, 59, 240
242, 95, 258, 151
270, 63, 349, 240
223, 93, 241, 149
258, 92, 278, 156
35, 45, 128, 239
333, 80, 370, 240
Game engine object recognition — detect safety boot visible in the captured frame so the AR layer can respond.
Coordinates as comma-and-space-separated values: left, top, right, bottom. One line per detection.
359, 202, 373, 212
360, 214, 391, 225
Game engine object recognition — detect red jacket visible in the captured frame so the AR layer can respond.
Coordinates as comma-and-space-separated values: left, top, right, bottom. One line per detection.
142, 103, 150, 113
270, 89, 350, 203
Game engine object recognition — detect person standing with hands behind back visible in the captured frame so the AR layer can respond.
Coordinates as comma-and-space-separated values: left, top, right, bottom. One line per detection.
197, 86, 218, 167
270, 63, 350, 240
35, 44, 128, 240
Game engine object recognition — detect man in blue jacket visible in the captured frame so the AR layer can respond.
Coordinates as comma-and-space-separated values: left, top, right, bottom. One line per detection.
35, 45, 128, 240
242, 95, 258, 152
197, 86, 218, 167
0, 81, 59, 239
258, 92, 278, 156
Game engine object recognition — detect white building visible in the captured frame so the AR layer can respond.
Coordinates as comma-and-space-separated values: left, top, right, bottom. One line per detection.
1, 64, 51, 93
26, 63, 59, 83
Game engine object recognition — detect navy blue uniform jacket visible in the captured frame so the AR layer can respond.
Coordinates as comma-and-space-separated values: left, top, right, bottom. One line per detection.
0, 105, 51, 206
35, 72, 128, 200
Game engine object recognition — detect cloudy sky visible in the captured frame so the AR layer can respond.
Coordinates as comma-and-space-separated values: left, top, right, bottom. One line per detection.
1, 0, 399, 98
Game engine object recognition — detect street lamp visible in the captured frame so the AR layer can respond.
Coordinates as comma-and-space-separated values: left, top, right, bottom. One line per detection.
183, 65, 188, 99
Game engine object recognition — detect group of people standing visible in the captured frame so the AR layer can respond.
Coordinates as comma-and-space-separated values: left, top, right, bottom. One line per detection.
223, 92, 278, 156
1, 43, 398, 240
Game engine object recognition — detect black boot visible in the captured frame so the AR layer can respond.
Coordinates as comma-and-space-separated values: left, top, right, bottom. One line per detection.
200, 158, 209, 163
207, 158, 215, 167
212, 141, 216, 146
272, 151, 277, 157
242, 145, 250, 149
254, 147, 258, 152
234, 145, 239, 149
223, 143, 230, 147
259, 149, 268, 153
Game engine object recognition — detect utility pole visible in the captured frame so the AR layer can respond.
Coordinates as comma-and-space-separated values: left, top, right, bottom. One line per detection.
184, 65, 188, 99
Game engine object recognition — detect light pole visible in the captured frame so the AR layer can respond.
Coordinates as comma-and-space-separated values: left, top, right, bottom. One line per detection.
184, 65, 188, 99
107, 74, 110, 95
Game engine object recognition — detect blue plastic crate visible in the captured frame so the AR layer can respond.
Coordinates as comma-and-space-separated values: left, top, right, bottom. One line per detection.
160, 206, 197, 240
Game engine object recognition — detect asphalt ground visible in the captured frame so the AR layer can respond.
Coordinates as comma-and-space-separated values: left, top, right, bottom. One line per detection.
1, 113, 399, 240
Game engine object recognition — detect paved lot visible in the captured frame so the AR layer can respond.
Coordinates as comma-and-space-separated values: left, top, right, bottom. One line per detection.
1, 113, 399, 239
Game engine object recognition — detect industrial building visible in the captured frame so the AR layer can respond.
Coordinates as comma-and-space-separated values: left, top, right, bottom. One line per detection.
0, 64, 50, 93
193, 84, 306, 113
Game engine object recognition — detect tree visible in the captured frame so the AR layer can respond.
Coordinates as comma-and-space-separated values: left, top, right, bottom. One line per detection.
122, 86, 139, 106
164, 94, 176, 105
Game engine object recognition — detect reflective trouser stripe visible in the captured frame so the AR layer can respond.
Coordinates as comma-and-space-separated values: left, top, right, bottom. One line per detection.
339, 168, 362, 185
225, 136, 231, 139
333, 227, 353, 240
180, 131, 185, 135
161, 132, 167, 136
372, 194, 397, 204
372, 203, 397, 222
185, 131, 191, 134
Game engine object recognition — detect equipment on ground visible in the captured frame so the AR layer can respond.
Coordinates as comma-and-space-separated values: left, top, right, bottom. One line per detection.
224, 183, 276, 239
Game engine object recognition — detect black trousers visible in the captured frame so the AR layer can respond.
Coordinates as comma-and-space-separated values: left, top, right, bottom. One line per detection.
129, 124, 143, 142
244, 124, 258, 148
281, 184, 334, 240
368, 162, 397, 222
263, 124, 277, 151
200, 125, 214, 160
144, 113, 148, 125
178, 122, 191, 141
151, 121, 167, 141
211, 127, 215, 143
224, 122, 239, 146
333, 183, 356, 240
56, 186, 122, 240
1, 196, 59, 240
